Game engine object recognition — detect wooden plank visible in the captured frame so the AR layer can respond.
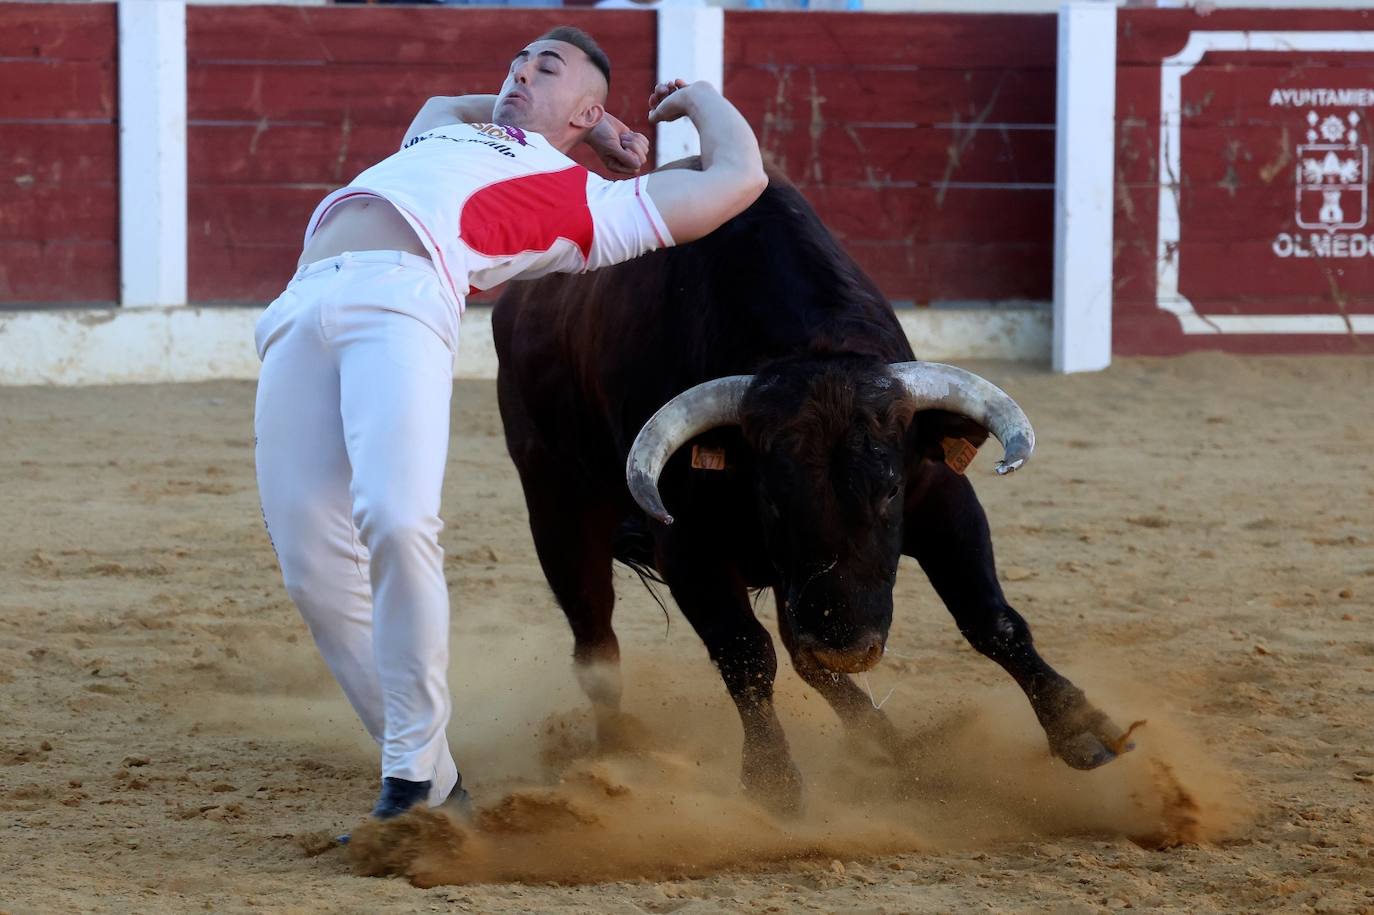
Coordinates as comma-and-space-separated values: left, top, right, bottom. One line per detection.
188, 6, 655, 68
841, 240, 1051, 303
0, 123, 117, 185
802, 185, 1052, 244
1115, 61, 1374, 131
189, 244, 299, 305
725, 66, 1056, 129
1176, 124, 1354, 189
0, 59, 116, 120
924, 242, 1052, 301
1115, 293, 1374, 314
187, 62, 657, 128
1117, 8, 1374, 65
188, 122, 647, 188
0, 185, 117, 243
1175, 188, 1370, 242
188, 186, 327, 247
0, 3, 116, 61
759, 123, 1054, 188
0, 240, 117, 303
1175, 246, 1374, 310
1113, 312, 1370, 356
724, 12, 1056, 70
842, 241, 926, 300
188, 123, 404, 185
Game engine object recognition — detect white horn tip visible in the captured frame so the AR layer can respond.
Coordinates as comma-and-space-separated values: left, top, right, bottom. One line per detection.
995, 459, 1024, 475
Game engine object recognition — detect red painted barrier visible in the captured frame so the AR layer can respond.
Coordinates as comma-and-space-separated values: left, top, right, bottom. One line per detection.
185, 8, 1057, 306
3, 6, 1059, 311
0, 3, 118, 306
1114, 8, 1374, 355
724, 12, 1057, 305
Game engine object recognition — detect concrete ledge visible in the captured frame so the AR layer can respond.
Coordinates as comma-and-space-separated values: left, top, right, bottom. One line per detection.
0, 305, 1050, 386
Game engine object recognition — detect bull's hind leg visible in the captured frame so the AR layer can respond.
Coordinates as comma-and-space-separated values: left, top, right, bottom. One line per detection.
904, 466, 1131, 770
513, 463, 630, 748
776, 593, 904, 759
660, 546, 804, 816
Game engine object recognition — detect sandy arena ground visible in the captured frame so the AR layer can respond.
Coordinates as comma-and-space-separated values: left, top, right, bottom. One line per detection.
1, 354, 1372, 914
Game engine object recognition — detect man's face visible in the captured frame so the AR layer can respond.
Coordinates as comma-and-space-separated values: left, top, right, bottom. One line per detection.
493, 39, 606, 139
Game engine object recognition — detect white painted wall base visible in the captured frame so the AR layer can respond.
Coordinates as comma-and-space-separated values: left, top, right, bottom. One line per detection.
0, 307, 1049, 387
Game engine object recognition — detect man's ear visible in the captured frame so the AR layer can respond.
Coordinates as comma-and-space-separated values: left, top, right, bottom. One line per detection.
574, 100, 605, 131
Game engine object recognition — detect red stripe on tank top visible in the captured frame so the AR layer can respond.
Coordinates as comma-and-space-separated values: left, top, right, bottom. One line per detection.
459, 166, 594, 261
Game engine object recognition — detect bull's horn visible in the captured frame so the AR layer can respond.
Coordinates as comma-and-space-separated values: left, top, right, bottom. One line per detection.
625, 375, 753, 525
889, 362, 1035, 475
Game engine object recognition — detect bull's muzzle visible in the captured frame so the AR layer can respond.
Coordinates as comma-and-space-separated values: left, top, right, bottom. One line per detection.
798, 630, 885, 674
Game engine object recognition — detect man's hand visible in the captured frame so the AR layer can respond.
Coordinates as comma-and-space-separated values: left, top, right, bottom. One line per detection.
641, 78, 764, 245
648, 79, 693, 123
586, 112, 651, 176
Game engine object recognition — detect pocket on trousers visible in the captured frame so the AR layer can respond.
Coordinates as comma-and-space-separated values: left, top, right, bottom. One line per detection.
254, 288, 298, 360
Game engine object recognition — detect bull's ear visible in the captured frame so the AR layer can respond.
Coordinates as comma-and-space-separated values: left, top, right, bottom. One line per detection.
906, 409, 992, 466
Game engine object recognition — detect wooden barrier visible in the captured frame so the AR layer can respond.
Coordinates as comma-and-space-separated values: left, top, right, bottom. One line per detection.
2, 5, 1059, 311
723, 12, 1057, 305
1114, 8, 1374, 354
0, 3, 118, 306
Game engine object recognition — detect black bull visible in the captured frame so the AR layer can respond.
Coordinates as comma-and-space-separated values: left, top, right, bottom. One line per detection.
493, 165, 1130, 814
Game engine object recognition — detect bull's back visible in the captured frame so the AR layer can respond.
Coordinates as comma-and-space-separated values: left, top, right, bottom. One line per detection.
494, 177, 913, 477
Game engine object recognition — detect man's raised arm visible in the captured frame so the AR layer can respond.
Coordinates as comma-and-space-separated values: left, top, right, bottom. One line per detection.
401, 97, 651, 174
643, 80, 767, 245
402, 96, 500, 146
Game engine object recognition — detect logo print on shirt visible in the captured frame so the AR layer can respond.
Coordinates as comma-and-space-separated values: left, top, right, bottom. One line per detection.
470, 123, 530, 147
459, 166, 593, 261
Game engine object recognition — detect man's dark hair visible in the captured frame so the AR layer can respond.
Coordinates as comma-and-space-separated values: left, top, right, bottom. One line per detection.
540, 26, 611, 91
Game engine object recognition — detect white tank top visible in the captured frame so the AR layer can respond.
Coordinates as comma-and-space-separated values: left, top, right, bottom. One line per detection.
303, 122, 674, 313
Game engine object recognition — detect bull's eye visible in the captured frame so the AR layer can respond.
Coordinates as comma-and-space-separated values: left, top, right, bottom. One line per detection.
882, 484, 901, 512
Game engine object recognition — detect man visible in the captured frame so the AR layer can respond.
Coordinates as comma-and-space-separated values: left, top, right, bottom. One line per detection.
253, 26, 765, 823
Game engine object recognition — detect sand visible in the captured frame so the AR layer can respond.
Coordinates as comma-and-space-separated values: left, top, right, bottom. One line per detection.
1, 353, 1372, 914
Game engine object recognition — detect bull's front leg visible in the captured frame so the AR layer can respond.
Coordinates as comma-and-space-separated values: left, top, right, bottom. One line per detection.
661, 551, 804, 816
904, 466, 1133, 770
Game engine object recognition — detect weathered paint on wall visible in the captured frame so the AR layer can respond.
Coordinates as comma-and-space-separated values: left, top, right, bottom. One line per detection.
0, 3, 118, 305
724, 12, 1058, 305
1114, 8, 1374, 354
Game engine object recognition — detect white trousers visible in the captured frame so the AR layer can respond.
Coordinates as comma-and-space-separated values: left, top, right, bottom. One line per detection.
253, 250, 461, 805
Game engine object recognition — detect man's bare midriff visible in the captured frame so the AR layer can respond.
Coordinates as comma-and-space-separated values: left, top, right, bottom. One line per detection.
298, 196, 430, 267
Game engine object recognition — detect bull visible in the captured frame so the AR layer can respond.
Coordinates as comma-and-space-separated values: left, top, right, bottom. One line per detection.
493, 164, 1130, 814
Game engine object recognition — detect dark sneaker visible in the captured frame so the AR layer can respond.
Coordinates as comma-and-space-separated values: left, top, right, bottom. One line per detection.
336, 776, 472, 846
370, 777, 432, 820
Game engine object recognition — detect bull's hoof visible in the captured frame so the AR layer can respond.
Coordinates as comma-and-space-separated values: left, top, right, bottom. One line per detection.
742, 755, 805, 818
1043, 691, 1134, 771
